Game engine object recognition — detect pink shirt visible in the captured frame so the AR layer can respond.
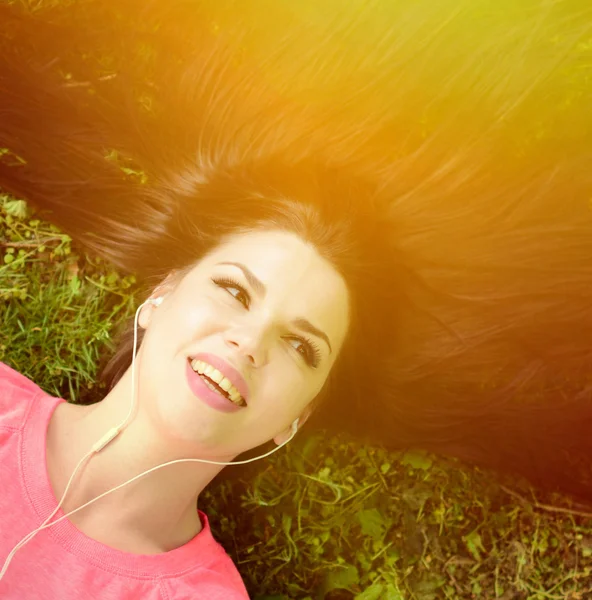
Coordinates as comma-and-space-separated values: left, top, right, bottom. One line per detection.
0, 362, 250, 599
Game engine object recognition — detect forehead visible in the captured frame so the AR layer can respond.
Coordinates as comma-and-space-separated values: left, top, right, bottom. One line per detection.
196, 230, 350, 353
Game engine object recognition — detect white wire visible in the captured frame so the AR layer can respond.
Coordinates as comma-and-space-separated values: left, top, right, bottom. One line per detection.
6, 433, 295, 544
0, 299, 297, 581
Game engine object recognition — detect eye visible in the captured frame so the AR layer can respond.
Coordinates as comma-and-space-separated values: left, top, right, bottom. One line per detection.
285, 336, 322, 369
211, 277, 251, 309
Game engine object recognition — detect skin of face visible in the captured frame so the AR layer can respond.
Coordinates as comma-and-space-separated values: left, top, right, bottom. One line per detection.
136, 229, 350, 461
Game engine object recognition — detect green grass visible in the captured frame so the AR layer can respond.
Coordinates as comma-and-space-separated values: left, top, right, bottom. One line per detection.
1, 195, 591, 599
0, 195, 138, 402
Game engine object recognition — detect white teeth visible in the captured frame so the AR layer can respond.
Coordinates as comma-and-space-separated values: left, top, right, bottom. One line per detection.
209, 368, 223, 384
202, 377, 218, 393
190, 359, 244, 405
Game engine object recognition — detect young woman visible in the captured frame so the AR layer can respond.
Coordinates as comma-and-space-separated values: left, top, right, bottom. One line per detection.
0, 176, 398, 597
1, 0, 591, 504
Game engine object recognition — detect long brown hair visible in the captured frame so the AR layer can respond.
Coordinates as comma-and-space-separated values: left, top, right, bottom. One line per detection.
1, 1, 591, 499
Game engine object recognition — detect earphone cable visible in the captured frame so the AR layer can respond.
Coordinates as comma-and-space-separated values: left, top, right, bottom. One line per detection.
0, 298, 299, 582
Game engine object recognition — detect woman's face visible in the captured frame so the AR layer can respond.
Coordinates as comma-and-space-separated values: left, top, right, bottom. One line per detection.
137, 229, 350, 458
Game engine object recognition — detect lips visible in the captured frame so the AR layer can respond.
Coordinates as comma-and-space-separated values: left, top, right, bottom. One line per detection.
185, 360, 242, 413
188, 352, 250, 405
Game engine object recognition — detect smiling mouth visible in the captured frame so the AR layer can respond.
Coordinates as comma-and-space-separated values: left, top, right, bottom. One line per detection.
187, 358, 247, 407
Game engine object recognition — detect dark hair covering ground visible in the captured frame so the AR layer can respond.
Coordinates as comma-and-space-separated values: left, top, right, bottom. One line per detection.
0, 0, 591, 500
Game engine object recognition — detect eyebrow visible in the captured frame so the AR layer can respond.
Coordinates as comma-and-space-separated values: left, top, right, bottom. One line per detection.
216, 261, 333, 354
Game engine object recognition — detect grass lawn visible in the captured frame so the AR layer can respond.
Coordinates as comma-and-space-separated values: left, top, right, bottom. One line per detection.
1, 195, 591, 599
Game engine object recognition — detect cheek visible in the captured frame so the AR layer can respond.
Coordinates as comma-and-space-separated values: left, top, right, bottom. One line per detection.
162, 293, 232, 348
256, 360, 325, 415
138, 294, 240, 435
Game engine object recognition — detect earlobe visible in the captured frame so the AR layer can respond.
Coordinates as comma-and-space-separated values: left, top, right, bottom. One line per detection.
138, 302, 156, 330
139, 276, 176, 330
139, 294, 167, 329
273, 407, 312, 446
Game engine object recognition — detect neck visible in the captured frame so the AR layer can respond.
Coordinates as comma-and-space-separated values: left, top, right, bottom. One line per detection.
46, 367, 230, 554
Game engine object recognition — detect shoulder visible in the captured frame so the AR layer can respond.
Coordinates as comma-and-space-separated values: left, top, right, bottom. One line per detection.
168, 582, 250, 600
165, 512, 250, 599
200, 513, 250, 591
167, 577, 250, 600
0, 361, 47, 431
164, 559, 250, 600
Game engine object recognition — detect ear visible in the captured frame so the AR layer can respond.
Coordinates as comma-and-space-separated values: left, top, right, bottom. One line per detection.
138, 300, 158, 330
138, 271, 180, 330
273, 404, 313, 446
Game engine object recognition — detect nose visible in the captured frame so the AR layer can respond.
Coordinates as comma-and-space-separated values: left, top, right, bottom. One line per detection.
223, 323, 270, 368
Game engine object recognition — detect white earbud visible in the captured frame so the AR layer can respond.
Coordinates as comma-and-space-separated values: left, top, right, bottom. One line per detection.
291, 418, 299, 435
147, 296, 164, 307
